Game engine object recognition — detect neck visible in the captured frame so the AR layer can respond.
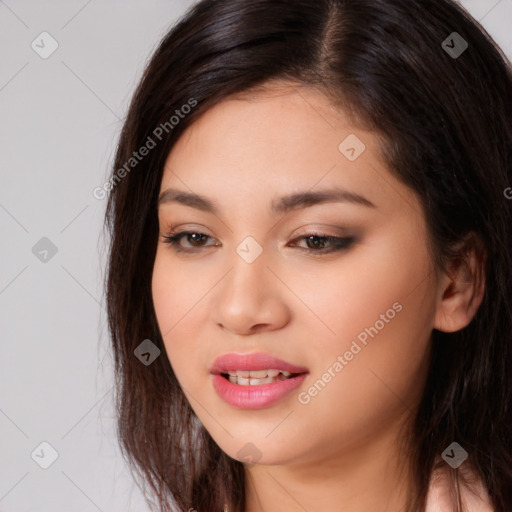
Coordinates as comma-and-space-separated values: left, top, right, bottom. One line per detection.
243, 414, 415, 512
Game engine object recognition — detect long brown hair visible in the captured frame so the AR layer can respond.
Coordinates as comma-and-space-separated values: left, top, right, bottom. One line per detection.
104, 0, 512, 510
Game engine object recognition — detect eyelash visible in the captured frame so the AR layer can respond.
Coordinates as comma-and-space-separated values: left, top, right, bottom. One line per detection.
161, 230, 355, 254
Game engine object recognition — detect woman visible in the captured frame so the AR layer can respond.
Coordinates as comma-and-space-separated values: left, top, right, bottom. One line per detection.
104, 0, 512, 510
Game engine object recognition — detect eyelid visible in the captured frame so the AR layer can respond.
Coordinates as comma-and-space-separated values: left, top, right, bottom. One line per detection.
161, 228, 356, 255
161, 224, 350, 242
161, 230, 219, 251
288, 233, 355, 252
291, 224, 352, 237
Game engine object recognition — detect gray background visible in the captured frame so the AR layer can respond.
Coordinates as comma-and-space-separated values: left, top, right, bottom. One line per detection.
1, 1, 511, 510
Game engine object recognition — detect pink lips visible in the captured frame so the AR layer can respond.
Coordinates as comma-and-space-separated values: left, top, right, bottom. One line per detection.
210, 352, 309, 409
211, 352, 309, 374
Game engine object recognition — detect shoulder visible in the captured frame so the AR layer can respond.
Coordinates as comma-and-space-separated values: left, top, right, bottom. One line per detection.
425, 463, 494, 512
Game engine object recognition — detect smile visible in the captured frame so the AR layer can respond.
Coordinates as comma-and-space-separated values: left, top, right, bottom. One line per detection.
210, 353, 309, 409
223, 369, 293, 385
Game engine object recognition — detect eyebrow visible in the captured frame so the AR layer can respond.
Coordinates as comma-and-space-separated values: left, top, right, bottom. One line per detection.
158, 186, 376, 215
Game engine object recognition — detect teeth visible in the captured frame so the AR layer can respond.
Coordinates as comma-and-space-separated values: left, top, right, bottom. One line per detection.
225, 369, 289, 378
225, 369, 296, 386
249, 369, 268, 378
251, 377, 275, 385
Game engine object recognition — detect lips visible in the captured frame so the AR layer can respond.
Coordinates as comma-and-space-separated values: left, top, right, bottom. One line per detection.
210, 352, 309, 375
210, 352, 309, 409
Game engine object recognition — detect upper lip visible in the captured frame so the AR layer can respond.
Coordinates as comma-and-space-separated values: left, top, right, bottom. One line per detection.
210, 352, 309, 375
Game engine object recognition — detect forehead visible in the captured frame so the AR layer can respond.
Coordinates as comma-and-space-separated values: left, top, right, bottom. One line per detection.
160, 83, 418, 218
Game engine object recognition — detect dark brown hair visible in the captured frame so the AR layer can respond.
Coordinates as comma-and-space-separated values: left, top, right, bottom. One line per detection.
104, 0, 512, 510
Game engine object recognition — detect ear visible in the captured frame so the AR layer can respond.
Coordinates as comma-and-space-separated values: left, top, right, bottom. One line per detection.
433, 235, 487, 333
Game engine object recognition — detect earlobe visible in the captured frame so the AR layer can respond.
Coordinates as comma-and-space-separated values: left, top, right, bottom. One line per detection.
433, 239, 487, 333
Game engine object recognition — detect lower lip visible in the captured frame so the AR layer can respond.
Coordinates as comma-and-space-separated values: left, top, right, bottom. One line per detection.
211, 373, 308, 409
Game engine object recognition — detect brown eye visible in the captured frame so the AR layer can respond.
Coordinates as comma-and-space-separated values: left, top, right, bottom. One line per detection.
162, 231, 218, 252
289, 234, 355, 253
184, 233, 209, 247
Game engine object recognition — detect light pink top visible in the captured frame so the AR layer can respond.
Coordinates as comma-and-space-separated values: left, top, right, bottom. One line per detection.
425, 466, 494, 512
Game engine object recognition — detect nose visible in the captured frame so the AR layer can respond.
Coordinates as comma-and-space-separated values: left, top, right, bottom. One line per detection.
212, 247, 291, 336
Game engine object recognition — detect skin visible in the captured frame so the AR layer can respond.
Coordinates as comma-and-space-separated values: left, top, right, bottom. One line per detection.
151, 82, 485, 512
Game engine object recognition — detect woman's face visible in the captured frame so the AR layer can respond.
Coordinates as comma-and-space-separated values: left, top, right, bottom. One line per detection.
152, 83, 440, 468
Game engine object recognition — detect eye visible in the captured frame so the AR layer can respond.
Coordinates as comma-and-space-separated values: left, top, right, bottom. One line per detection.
161, 230, 355, 254
288, 233, 355, 253
161, 231, 218, 252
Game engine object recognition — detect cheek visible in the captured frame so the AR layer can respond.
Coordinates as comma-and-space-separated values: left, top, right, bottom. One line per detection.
299, 244, 433, 417
151, 252, 197, 364
151, 248, 209, 331
151, 249, 218, 387
152, 253, 178, 334
293, 230, 435, 400
293, 237, 433, 343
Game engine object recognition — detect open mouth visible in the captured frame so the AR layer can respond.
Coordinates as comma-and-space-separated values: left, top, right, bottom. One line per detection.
221, 369, 303, 386
211, 355, 309, 408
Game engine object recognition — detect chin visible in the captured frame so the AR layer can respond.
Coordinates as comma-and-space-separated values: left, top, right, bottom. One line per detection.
218, 438, 297, 467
